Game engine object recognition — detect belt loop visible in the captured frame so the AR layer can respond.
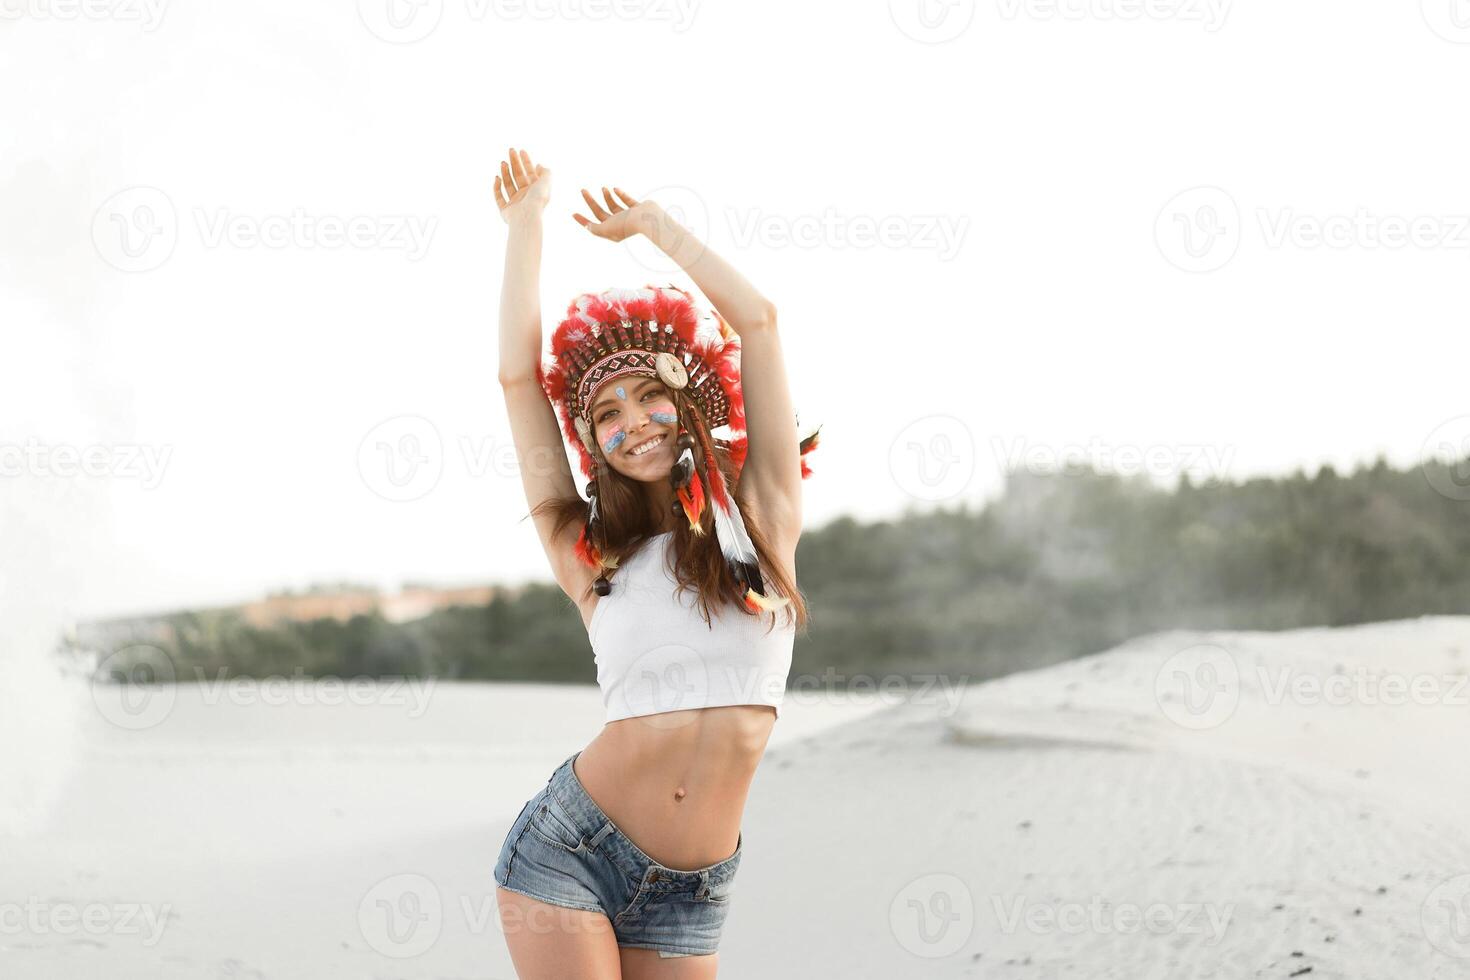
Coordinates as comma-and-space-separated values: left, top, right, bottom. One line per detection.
695, 869, 710, 901
588, 821, 615, 849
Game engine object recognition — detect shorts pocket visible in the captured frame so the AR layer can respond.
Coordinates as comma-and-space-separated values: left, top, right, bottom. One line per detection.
527, 798, 587, 853
612, 879, 653, 924
703, 877, 735, 905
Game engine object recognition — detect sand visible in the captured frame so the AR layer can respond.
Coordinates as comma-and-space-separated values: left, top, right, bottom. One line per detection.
4, 616, 1469, 978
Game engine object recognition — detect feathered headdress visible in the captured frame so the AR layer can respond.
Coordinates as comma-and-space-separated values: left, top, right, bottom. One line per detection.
537, 284, 820, 612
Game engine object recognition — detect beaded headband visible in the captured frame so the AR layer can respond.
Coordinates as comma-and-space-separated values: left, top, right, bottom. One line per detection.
539, 284, 745, 481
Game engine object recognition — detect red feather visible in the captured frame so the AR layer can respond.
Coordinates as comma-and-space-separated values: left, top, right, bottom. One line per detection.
574, 524, 601, 570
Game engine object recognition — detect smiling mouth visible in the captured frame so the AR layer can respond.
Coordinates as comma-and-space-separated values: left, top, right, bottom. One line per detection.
627, 433, 666, 457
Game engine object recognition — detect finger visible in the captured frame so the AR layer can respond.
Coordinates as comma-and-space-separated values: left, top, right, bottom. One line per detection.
580, 187, 611, 221
601, 187, 621, 213
501, 159, 517, 197
519, 148, 538, 182
613, 187, 639, 208
509, 148, 528, 188
572, 212, 590, 227
494, 175, 508, 209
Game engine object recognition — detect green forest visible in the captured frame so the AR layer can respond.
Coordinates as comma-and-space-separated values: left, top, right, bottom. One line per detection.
77, 455, 1470, 688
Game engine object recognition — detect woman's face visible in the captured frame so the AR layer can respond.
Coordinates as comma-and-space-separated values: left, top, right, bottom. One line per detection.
590, 375, 679, 479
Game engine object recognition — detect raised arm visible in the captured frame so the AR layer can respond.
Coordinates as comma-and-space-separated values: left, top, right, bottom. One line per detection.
494, 149, 591, 598
573, 189, 803, 550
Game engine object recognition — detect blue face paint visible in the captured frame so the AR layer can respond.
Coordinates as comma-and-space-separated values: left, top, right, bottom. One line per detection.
615, 385, 626, 400
602, 429, 626, 454
650, 411, 677, 424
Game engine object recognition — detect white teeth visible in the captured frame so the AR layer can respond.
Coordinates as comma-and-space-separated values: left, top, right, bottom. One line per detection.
629, 434, 665, 457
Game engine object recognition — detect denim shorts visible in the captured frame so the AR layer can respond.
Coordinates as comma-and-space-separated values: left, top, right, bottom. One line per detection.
493, 750, 742, 958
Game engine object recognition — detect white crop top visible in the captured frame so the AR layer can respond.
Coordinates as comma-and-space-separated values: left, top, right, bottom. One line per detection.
587, 532, 796, 723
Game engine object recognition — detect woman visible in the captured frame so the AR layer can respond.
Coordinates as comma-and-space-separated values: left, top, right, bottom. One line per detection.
491, 146, 819, 978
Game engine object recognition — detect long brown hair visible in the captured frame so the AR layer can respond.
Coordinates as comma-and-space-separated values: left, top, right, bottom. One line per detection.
531, 382, 809, 636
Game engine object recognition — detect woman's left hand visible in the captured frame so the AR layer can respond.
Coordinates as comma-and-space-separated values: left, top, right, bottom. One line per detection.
572, 186, 659, 242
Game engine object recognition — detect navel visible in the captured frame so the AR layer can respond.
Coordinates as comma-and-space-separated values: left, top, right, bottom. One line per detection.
673, 786, 687, 802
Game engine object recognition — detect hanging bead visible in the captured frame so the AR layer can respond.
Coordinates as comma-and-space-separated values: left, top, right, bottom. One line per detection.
594, 576, 611, 597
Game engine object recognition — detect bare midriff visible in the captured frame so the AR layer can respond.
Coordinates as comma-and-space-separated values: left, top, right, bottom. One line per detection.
571, 539, 793, 872
571, 703, 775, 872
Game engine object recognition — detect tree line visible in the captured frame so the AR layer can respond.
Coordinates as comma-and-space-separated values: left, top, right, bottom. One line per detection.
73, 455, 1470, 687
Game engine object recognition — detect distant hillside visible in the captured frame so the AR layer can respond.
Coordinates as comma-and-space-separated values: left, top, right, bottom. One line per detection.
67, 455, 1470, 687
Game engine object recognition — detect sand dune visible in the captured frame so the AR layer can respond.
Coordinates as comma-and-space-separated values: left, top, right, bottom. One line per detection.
737, 616, 1470, 978
5, 618, 1469, 978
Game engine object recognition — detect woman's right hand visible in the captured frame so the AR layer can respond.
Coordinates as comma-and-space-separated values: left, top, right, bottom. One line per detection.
494, 147, 550, 224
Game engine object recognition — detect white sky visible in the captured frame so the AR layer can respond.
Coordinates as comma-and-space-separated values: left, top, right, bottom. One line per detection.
4, 0, 1469, 624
